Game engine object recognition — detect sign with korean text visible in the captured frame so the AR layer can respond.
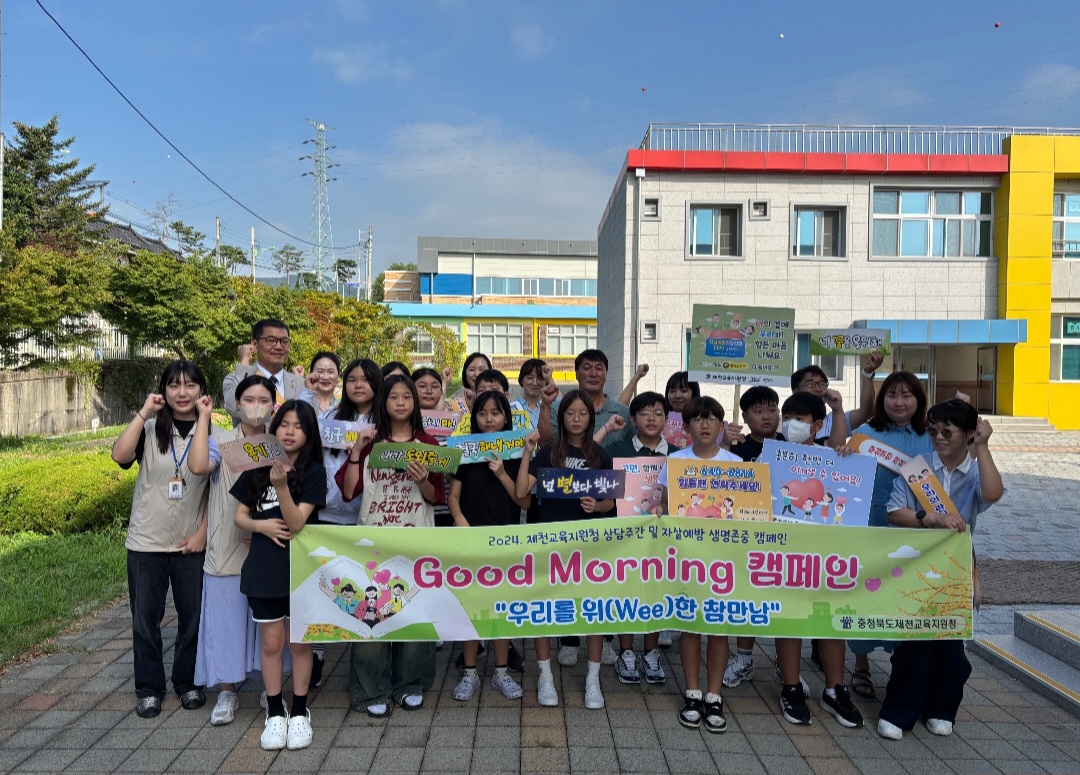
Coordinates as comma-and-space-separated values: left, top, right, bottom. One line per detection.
663, 413, 691, 450
809, 328, 891, 356
420, 410, 461, 438
759, 440, 876, 526
445, 430, 530, 465
900, 455, 959, 516
664, 458, 772, 521
317, 419, 375, 450
849, 434, 911, 476
537, 468, 626, 500
453, 410, 532, 435
688, 305, 796, 386
614, 457, 666, 516
220, 433, 287, 473
367, 442, 462, 475
290, 518, 973, 642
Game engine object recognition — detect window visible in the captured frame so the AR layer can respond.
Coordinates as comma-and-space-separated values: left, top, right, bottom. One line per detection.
546, 324, 597, 355
1053, 193, 1080, 258
750, 200, 770, 220
687, 204, 741, 258
643, 198, 660, 219
795, 333, 845, 382
872, 188, 992, 259
467, 323, 524, 355
473, 276, 595, 298
1051, 315, 1080, 381
793, 207, 844, 258
410, 329, 435, 356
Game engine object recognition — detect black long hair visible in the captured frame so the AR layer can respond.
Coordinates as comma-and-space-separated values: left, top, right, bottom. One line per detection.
460, 352, 492, 389
335, 359, 382, 422
550, 389, 605, 469
867, 371, 928, 434
309, 351, 341, 375
234, 374, 278, 407
471, 390, 513, 433
154, 360, 208, 454
375, 375, 423, 442
245, 399, 323, 509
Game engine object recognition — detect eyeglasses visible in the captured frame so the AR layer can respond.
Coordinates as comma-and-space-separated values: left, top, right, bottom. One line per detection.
928, 425, 958, 440
257, 336, 291, 348
799, 380, 828, 390
312, 369, 338, 377
564, 410, 591, 419
688, 417, 721, 427
636, 410, 666, 419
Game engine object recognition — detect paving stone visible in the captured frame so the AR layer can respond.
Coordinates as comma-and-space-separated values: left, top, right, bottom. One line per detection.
758, 755, 814, 775
115, 747, 182, 772
66, 747, 132, 772
319, 747, 376, 772
420, 745, 472, 772
471, 745, 521, 771
370, 747, 424, 774
568, 746, 618, 772
266, 746, 329, 773
27, 709, 85, 729
43, 726, 108, 749
749, 733, 801, 758
844, 758, 908, 775
1, 728, 58, 749
616, 746, 669, 774
567, 724, 612, 748
12, 746, 83, 772
942, 758, 1002, 774
805, 757, 859, 775
0, 749, 32, 772
93, 725, 154, 749
521, 747, 570, 773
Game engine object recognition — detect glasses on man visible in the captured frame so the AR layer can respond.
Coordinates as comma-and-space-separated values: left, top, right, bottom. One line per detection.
928, 425, 958, 440
637, 410, 667, 419
799, 380, 828, 390
688, 417, 721, 427
258, 336, 291, 348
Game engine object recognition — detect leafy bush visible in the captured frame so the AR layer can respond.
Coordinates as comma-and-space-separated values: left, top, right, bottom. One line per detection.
0, 453, 135, 534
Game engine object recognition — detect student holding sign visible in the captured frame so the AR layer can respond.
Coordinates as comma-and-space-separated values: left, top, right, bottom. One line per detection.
878, 400, 1002, 741
448, 391, 531, 702
337, 375, 443, 718
112, 361, 214, 721
516, 390, 615, 710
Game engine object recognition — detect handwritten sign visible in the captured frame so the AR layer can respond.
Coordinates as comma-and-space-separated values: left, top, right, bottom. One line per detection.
368, 442, 462, 475
664, 458, 772, 521
614, 457, 666, 516
688, 305, 796, 386
849, 434, 911, 476
899, 455, 958, 516
445, 430, 530, 465
760, 440, 876, 527
421, 410, 461, 438
537, 469, 625, 499
220, 433, 287, 472
317, 418, 375, 450
453, 410, 532, 435
809, 328, 891, 356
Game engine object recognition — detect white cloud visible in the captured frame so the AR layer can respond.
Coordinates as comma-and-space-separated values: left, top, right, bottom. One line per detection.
307, 547, 337, 558
355, 538, 375, 547
313, 45, 412, 83
925, 571, 942, 579
888, 545, 921, 559
1023, 64, 1080, 98
512, 24, 554, 58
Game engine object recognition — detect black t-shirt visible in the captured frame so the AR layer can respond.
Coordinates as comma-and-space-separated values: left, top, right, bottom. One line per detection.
730, 433, 786, 463
527, 443, 613, 524
453, 459, 522, 528
118, 419, 196, 470
231, 462, 327, 599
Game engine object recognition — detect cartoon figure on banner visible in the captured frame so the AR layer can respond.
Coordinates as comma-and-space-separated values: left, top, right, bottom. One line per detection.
319, 575, 361, 615
833, 498, 847, 525
719, 497, 735, 520
360, 586, 381, 626
779, 478, 825, 522
780, 485, 795, 516
819, 491, 835, 523
380, 579, 417, 617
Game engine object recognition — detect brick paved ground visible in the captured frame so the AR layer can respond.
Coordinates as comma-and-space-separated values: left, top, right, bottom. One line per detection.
1, 432, 1078, 775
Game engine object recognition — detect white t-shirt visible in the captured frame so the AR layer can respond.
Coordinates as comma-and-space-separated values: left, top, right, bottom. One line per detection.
815, 410, 853, 441
659, 446, 743, 488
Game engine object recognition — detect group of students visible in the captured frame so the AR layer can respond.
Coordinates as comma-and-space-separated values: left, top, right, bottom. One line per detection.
112, 316, 1002, 752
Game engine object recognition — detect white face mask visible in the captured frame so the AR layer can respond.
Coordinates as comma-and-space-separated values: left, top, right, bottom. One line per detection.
239, 405, 273, 427
782, 418, 814, 444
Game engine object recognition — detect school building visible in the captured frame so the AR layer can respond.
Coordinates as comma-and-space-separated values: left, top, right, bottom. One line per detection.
387, 236, 598, 380
597, 124, 1080, 429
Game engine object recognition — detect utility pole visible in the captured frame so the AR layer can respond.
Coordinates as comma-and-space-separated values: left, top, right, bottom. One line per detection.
250, 227, 255, 281
366, 226, 373, 301
301, 119, 336, 291
356, 229, 362, 301
215, 217, 221, 266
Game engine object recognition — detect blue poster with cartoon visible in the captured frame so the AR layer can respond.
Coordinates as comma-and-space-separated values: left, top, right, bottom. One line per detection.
759, 440, 875, 527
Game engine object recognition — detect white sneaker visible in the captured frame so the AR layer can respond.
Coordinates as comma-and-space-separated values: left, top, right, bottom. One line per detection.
584, 681, 605, 710
926, 718, 953, 736
877, 717, 903, 740
260, 712, 289, 750
537, 677, 559, 707
491, 673, 523, 700
601, 639, 618, 666
557, 645, 579, 667
286, 709, 313, 750
657, 630, 674, 647
615, 649, 639, 684
453, 673, 481, 701
724, 657, 754, 688
209, 690, 238, 726
259, 690, 267, 710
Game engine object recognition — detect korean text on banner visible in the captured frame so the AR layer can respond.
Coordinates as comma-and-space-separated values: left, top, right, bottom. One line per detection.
446, 430, 530, 465
664, 458, 772, 521
614, 457, 666, 516
688, 305, 796, 386
367, 442, 462, 475
220, 433, 287, 473
809, 329, 891, 356
317, 418, 375, 450
538, 469, 625, 499
759, 439, 876, 526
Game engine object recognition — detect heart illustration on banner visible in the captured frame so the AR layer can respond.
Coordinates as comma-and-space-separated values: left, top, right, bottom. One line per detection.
366, 561, 378, 570
891, 566, 903, 578
865, 578, 882, 592
330, 577, 341, 586
784, 478, 825, 508
373, 569, 392, 586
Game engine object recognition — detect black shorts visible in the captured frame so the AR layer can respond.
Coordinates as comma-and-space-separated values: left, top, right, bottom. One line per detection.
249, 596, 290, 622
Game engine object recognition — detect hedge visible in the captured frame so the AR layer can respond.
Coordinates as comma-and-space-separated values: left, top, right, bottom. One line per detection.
0, 453, 136, 535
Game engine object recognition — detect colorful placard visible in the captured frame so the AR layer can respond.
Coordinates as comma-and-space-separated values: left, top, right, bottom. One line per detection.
613, 457, 666, 516
663, 413, 692, 450
421, 410, 461, 438
849, 434, 911, 476
760, 439, 876, 526
317, 418, 375, 450
219, 433, 287, 473
664, 458, 772, 521
445, 430, 530, 465
900, 455, 959, 516
452, 409, 532, 435
537, 468, 625, 499
688, 305, 796, 386
290, 518, 973, 642
809, 328, 891, 356
367, 442, 462, 475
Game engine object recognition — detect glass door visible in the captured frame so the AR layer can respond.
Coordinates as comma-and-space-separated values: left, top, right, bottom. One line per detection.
895, 345, 933, 400
977, 347, 996, 414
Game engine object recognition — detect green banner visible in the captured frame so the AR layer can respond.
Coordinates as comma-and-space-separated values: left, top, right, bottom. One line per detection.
688, 305, 796, 386
367, 442, 462, 474
809, 328, 891, 356
290, 517, 972, 643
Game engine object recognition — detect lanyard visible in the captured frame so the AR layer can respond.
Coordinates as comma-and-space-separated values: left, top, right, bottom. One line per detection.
171, 434, 194, 480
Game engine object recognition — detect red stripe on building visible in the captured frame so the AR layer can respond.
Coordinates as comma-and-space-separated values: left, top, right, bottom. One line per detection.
625, 149, 1009, 175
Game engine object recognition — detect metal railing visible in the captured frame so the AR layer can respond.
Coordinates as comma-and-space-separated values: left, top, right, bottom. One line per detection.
641, 124, 1080, 155
3, 320, 167, 367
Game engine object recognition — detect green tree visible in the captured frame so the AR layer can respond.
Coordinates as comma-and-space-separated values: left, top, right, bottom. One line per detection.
1, 115, 106, 254
334, 257, 358, 288
370, 261, 416, 303
272, 244, 304, 288
169, 221, 208, 259
218, 244, 247, 274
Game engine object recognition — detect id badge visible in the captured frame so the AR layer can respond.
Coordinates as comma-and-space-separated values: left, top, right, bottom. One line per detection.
168, 479, 185, 499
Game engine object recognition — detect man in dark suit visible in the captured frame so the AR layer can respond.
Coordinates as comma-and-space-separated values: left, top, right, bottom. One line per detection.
222, 319, 305, 424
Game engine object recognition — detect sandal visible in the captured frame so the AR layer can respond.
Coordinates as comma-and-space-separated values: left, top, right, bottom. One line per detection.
850, 668, 875, 698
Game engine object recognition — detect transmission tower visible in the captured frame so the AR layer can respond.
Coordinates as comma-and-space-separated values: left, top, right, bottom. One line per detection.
301, 119, 337, 290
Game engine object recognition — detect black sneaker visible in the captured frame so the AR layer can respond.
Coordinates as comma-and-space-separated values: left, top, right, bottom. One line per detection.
310, 652, 325, 688
703, 696, 727, 734
780, 684, 811, 725
678, 694, 704, 729
454, 642, 487, 669
179, 687, 206, 711
507, 642, 524, 673
820, 685, 863, 728
135, 696, 161, 718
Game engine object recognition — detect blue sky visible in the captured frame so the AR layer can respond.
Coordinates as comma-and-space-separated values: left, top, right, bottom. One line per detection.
7, 1, 1080, 279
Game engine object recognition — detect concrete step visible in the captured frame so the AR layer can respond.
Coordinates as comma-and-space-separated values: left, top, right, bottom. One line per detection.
1015, 610, 1080, 668
983, 415, 1057, 433
971, 634, 1080, 716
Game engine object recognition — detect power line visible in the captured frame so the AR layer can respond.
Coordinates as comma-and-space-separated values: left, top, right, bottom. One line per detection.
33, 0, 362, 250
